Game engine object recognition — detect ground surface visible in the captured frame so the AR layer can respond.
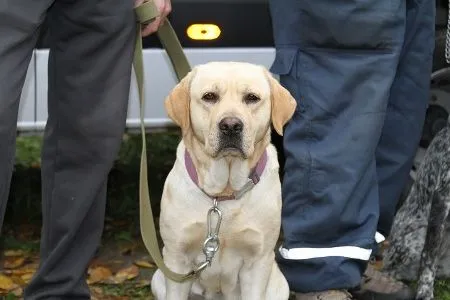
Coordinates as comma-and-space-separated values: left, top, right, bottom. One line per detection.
1, 224, 450, 299
0, 220, 157, 299
1, 133, 450, 299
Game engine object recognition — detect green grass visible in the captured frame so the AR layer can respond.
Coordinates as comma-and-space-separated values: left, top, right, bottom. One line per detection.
2, 236, 40, 253
99, 283, 153, 299
435, 279, 450, 300
6, 131, 181, 224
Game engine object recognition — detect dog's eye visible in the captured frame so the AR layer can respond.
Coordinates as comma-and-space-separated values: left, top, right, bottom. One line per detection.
202, 92, 219, 102
244, 93, 260, 104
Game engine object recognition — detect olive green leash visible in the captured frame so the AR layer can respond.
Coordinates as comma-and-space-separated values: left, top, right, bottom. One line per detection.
133, 1, 198, 283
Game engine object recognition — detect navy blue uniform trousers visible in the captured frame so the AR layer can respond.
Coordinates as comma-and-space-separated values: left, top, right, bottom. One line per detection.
269, 0, 435, 293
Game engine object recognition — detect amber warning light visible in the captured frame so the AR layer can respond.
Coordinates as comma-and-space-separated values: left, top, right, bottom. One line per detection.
187, 24, 221, 40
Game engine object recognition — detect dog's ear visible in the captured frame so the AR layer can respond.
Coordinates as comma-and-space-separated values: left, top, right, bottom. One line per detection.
266, 71, 297, 136
165, 71, 193, 135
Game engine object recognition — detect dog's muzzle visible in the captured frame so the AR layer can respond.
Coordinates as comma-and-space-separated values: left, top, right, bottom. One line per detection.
217, 117, 243, 154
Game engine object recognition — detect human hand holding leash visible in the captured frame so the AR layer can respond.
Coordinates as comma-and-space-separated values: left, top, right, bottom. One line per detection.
135, 0, 172, 36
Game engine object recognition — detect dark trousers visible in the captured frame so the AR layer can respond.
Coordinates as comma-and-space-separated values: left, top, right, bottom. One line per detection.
269, 0, 435, 293
0, 0, 136, 298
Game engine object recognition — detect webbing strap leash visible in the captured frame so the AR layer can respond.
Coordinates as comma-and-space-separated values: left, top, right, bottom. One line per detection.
133, 1, 199, 283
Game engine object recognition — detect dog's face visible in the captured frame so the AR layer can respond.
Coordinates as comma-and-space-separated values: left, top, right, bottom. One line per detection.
189, 62, 273, 158
165, 62, 296, 158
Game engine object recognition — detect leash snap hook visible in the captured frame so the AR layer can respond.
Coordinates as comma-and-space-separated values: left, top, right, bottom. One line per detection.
207, 200, 222, 237
202, 198, 223, 265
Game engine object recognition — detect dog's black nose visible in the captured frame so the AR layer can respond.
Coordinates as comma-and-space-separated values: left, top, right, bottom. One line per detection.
219, 117, 243, 136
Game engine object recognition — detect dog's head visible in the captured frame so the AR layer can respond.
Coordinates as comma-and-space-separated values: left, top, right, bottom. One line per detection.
165, 61, 296, 159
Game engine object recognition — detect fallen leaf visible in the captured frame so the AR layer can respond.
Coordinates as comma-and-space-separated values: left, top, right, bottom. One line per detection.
11, 286, 23, 297
134, 260, 155, 269
4, 265, 37, 276
111, 265, 139, 284
4, 256, 26, 269
87, 266, 113, 284
90, 286, 104, 300
0, 273, 18, 291
31, 162, 41, 168
372, 260, 384, 270
90, 286, 103, 294
3, 250, 25, 257
21, 272, 34, 284
10, 275, 26, 286
119, 243, 136, 256
135, 279, 151, 287
111, 259, 124, 265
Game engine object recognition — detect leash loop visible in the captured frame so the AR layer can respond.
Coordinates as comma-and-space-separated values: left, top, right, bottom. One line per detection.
134, 0, 197, 283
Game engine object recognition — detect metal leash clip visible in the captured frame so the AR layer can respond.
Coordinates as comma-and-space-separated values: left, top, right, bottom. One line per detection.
190, 199, 223, 276
204, 199, 222, 264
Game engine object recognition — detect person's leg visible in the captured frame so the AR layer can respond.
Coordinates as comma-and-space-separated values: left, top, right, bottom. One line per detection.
23, 0, 136, 298
269, 0, 406, 296
0, 0, 53, 235
352, 0, 435, 298
376, 0, 435, 238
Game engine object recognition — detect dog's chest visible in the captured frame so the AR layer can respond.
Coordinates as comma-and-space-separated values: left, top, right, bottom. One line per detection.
188, 208, 268, 288
163, 151, 281, 259
181, 203, 269, 259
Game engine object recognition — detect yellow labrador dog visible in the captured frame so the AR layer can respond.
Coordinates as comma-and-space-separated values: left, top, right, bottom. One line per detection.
151, 61, 296, 300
